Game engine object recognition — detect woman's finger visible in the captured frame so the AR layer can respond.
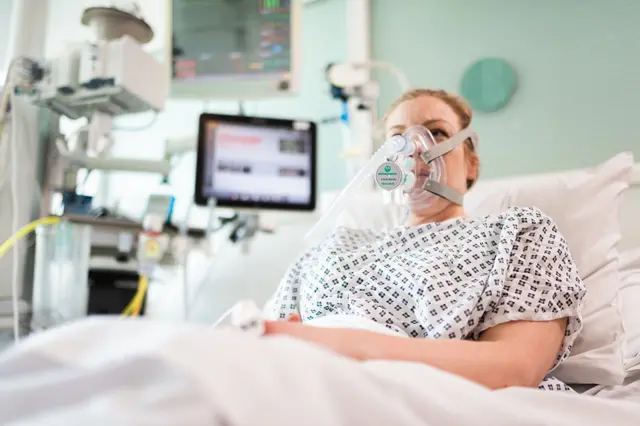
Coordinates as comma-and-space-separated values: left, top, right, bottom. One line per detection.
287, 314, 302, 322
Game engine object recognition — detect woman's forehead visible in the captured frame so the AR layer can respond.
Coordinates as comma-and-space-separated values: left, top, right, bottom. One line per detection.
385, 96, 460, 130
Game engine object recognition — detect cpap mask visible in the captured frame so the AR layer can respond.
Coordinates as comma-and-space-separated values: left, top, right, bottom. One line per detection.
305, 125, 477, 243
375, 125, 477, 209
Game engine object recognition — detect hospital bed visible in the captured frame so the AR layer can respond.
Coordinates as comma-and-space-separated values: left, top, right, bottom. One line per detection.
0, 154, 639, 425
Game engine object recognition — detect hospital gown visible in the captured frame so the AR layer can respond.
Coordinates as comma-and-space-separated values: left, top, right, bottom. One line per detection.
268, 206, 586, 391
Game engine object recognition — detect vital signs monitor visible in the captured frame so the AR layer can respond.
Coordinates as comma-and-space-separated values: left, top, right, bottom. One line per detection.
167, 0, 301, 99
195, 113, 316, 211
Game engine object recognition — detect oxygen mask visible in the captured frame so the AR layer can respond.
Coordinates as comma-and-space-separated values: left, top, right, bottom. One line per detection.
375, 125, 477, 209
304, 124, 477, 243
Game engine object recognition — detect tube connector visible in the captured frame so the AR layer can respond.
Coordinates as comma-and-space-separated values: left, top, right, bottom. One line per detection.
388, 135, 414, 156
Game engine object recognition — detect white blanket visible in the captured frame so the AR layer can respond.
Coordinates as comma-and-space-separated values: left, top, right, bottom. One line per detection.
0, 317, 639, 426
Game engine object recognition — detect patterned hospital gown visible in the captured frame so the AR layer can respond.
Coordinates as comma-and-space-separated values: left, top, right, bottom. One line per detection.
268, 206, 586, 391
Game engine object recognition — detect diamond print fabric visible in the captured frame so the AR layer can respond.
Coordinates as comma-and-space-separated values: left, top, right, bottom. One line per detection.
268, 207, 586, 390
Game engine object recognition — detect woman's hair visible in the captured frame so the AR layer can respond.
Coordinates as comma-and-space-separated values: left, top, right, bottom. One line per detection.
381, 89, 479, 189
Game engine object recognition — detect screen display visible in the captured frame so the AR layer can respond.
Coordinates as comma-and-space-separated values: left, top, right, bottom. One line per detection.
199, 117, 314, 209
171, 0, 292, 82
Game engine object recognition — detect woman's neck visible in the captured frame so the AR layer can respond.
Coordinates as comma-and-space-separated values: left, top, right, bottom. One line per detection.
406, 204, 467, 226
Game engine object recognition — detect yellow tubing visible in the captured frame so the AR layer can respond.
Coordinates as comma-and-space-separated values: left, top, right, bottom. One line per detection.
0, 216, 61, 259
121, 275, 148, 317
0, 216, 149, 317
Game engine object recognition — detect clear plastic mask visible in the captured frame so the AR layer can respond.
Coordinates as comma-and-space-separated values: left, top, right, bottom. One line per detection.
404, 126, 447, 210
306, 124, 476, 243
380, 125, 448, 211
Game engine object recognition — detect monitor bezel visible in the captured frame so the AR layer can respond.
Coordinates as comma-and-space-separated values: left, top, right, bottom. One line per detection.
195, 113, 317, 211
165, 0, 302, 100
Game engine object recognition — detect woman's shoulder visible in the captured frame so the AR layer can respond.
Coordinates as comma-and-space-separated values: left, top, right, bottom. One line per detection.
482, 206, 557, 227
479, 206, 567, 243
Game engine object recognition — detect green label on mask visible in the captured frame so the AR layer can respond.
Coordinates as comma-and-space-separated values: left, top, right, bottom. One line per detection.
375, 161, 403, 190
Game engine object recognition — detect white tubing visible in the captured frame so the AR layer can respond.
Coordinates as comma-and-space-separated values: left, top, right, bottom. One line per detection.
305, 136, 407, 244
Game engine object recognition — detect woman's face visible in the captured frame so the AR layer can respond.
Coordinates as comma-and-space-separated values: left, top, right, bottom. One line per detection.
384, 95, 477, 217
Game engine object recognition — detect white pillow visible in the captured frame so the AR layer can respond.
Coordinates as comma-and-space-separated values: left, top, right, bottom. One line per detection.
465, 152, 634, 385
620, 249, 640, 368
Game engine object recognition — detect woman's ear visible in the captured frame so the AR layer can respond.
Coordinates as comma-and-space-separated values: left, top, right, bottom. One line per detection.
465, 149, 479, 190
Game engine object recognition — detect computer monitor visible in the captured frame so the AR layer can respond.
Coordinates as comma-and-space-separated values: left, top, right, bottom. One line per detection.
195, 113, 316, 211
166, 0, 301, 100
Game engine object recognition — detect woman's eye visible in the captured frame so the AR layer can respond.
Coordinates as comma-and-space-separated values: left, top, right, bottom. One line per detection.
431, 129, 447, 138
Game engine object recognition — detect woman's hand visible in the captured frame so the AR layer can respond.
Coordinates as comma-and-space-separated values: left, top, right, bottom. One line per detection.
263, 316, 567, 390
263, 315, 362, 359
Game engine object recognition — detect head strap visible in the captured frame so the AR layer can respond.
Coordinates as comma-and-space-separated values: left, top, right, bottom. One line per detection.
420, 127, 477, 163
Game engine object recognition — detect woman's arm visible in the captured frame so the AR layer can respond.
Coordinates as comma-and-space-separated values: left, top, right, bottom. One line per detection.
264, 318, 567, 390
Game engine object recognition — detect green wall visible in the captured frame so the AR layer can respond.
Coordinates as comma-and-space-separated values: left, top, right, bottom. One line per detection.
105, 0, 640, 205
372, 0, 640, 179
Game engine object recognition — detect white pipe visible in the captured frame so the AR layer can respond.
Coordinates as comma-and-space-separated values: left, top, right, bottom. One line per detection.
165, 135, 196, 157
346, 0, 371, 82
6, 0, 50, 61
69, 155, 172, 175
305, 136, 407, 244
345, 0, 373, 181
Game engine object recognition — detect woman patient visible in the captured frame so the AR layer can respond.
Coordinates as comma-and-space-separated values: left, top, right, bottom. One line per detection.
264, 89, 586, 392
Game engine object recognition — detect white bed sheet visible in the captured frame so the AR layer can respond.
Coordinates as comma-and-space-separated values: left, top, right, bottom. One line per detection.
578, 359, 640, 403
1, 318, 640, 426
587, 380, 640, 403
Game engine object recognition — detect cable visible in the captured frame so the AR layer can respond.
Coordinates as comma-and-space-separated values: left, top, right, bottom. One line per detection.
0, 217, 61, 260
0, 218, 149, 319
128, 276, 148, 316
0, 216, 61, 341
112, 111, 159, 132
0, 217, 149, 321
120, 275, 149, 317
365, 61, 411, 93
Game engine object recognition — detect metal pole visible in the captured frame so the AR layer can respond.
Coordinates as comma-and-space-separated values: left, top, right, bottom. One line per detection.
0, 0, 51, 327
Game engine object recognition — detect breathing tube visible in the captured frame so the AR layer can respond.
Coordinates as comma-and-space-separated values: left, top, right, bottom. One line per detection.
305, 135, 414, 243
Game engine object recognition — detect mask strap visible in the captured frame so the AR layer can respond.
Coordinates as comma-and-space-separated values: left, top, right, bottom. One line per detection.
423, 180, 464, 205
420, 128, 476, 163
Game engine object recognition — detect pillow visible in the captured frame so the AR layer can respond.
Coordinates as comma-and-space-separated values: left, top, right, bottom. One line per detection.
620, 248, 640, 369
465, 152, 634, 385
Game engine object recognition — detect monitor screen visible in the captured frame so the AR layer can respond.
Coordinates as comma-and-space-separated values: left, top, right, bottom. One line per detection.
195, 114, 316, 211
169, 0, 299, 99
